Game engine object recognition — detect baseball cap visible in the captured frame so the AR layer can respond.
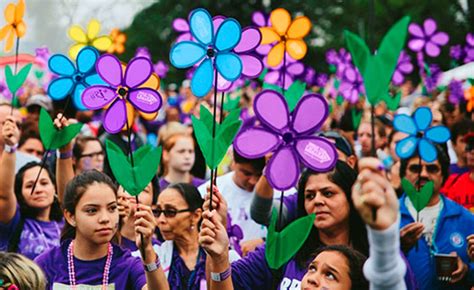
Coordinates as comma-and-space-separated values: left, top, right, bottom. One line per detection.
317, 131, 354, 157
25, 94, 53, 112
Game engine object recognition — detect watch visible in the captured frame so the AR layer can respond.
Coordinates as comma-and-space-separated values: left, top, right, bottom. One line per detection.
4, 144, 18, 154
210, 267, 231, 282
144, 255, 161, 272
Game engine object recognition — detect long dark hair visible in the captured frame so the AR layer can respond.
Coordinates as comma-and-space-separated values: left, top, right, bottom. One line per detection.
9, 162, 62, 252
311, 245, 368, 290
61, 170, 118, 241
295, 160, 369, 268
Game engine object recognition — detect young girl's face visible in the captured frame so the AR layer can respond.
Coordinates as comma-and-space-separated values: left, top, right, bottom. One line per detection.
166, 137, 195, 174
300, 251, 351, 290
22, 166, 55, 210
72, 182, 119, 245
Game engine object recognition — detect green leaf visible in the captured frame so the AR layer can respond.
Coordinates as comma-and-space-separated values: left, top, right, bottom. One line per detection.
38, 108, 83, 150
401, 178, 434, 212
285, 80, 306, 112
258, 68, 268, 81
345, 16, 410, 105
223, 96, 240, 112
336, 94, 344, 106
383, 91, 401, 111
351, 108, 362, 130
5, 63, 33, 95
265, 208, 315, 270
262, 82, 283, 94
106, 139, 162, 196
35, 70, 45, 80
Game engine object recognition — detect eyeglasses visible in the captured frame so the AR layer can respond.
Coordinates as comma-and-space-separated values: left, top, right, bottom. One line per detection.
408, 164, 441, 174
152, 208, 191, 218
79, 151, 104, 159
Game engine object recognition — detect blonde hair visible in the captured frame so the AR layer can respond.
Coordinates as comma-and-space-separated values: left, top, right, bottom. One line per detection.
157, 121, 188, 146
0, 252, 46, 290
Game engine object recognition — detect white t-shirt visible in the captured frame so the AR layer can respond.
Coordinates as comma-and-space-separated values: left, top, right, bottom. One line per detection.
198, 172, 267, 243
405, 197, 442, 247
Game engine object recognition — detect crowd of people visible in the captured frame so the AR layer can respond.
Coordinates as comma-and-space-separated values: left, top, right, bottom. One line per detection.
0, 43, 473, 290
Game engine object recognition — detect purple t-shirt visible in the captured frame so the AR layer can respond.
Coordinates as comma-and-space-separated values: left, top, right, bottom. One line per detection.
120, 235, 161, 252
35, 240, 147, 290
0, 205, 63, 260
159, 177, 206, 191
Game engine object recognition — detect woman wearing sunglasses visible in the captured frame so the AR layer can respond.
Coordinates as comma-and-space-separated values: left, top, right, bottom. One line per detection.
152, 183, 238, 289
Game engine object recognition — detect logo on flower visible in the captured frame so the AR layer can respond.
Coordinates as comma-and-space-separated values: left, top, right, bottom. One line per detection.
304, 143, 331, 163
136, 91, 157, 105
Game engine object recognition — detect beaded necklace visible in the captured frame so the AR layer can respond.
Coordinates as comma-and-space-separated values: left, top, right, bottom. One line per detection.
67, 241, 113, 290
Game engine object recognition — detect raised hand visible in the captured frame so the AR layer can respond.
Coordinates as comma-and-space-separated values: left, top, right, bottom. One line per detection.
199, 210, 229, 261
2, 116, 20, 147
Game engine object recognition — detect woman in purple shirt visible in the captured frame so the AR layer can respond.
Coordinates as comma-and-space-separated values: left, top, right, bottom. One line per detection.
35, 170, 169, 290
0, 116, 63, 260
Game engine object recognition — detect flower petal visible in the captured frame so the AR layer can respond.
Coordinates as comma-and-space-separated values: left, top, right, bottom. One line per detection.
408, 23, 424, 38
264, 70, 280, 84
270, 8, 291, 36
170, 41, 206, 68
173, 18, 190, 32
254, 90, 289, 133
287, 16, 311, 39
128, 88, 162, 113
189, 8, 214, 46
0, 26, 10, 40
215, 19, 241, 52
234, 27, 261, 53
240, 54, 263, 78
4, 4, 15, 24
265, 146, 300, 190
287, 61, 305, 76
425, 126, 450, 143
393, 114, 417, 135
97, 54, 123, 87
84, 73, 106, 86
413, 107, 432, 131
425, 42, 441, 57
176, 33, 193, 43
295, 136, 337, 171
48, 54, 76, 76
292, 94, 328, 135
92, 36, 112, 51
124, 57, 153, 88
138, 73, 160, 90
15, 21, 26, 38
15, 0, 25, 23
191, 58, 213, 97
395, 136, 419, 159
103, 99, 127, 134
69, 43, 85, 60
217, 72, 232, 92
252, 11, 266, 27
267, 42, 285, 67
259, 27, 280, 45
76, 46, 99, 74
423, 19, 437, 36
82, 85, 117, 110
212, 16, 225, 34
73, 83, 88, 111
431, 32, 449, 46
47, 77, 74, 100
418, 139, 437, 162
69, 25, 87, 43
87, 19, 101, 40
234, 128, 281, 158
216, 52, 242, 82
286, 39, 307, 60
5, 29, 14, 52
408, 39, 425, 52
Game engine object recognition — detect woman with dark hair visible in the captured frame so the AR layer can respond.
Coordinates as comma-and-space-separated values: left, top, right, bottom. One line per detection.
34, 170, 169, 290
0, 116, 63, 260
151, 183, 239, 289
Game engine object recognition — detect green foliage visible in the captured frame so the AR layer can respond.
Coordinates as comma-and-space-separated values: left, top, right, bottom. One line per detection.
38, 108, 83, 150
401, 178, 434, 212
5, 63, 32, 96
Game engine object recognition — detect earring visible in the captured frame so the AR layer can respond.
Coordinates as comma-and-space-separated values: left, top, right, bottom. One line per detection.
190, 224, 195, 230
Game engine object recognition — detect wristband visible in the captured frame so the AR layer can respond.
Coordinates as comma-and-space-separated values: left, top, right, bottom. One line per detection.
144, 254, 161, 272
59, 150, 73, 159
4, 144, 18, 154
211, 267, 231, 282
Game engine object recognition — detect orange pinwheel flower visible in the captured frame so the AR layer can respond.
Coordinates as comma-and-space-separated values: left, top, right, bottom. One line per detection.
465, 86, 474, 112
0, 0, 26, 52
108, 28, 127, 54
259, 8, 311, 67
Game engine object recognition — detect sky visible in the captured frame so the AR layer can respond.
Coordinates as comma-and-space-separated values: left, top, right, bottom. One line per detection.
0, 0, 155, 56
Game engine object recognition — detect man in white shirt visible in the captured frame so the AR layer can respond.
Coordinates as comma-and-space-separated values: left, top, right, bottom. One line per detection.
199, 149, 266, 256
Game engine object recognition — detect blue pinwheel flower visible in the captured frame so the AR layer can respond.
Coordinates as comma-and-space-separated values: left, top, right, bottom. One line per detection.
393, 107, 450, 162
169, 8, 243, 97
47, 46, 105, 110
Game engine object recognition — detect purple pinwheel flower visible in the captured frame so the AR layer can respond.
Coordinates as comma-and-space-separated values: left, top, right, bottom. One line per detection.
392, 51, 414, 86
316, 73, 329, 88
172, 18, 193, 43
331, 48, 353, 79
408, 18, 449, 57
325, 49, 338, 66
154, 61, 169, 79
82, 54, 163, 134
264, 53, 304, 89
251, 11, 272, 56
450, 45, 464, 61
303, 67, 316, 86
464, 33, 474, 63
339, 67, 365, 104
448, 80, 464, 104
135, 47, 151, 60
234, 90, 337, 190
424, 64, 441, 93
35, 47, 50, 67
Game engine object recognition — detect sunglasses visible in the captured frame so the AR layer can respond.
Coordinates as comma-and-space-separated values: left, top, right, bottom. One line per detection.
152, 208, 191, 218
408, 164, 441, 174
79, 151, 104, 159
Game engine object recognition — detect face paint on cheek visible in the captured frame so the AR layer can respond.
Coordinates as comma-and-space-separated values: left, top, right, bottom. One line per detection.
82, 158, 94, 171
